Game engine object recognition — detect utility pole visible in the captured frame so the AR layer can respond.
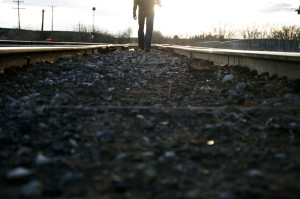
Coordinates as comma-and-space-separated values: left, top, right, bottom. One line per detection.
40, 9, 45, 40
296, 6, 300, 15
48, 5, 57, 38
92, 7, 96, 32
13, 0, 25, 40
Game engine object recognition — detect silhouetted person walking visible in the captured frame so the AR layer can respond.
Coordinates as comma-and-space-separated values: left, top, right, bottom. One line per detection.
133, 0, 161, 52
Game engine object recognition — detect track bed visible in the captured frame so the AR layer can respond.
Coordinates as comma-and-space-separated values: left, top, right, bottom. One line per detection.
0, 49, 299, 198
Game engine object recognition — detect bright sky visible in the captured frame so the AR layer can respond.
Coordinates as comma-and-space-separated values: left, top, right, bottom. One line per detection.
0, 0, 299, 37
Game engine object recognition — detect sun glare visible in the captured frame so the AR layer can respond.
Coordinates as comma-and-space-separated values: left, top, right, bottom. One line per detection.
154, 0, 298, 38
0, 0, 298, 37
155, 0, 226, 37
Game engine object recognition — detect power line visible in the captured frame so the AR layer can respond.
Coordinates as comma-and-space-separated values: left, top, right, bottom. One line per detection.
48, 5, 57, 38
13, 0, 25, 40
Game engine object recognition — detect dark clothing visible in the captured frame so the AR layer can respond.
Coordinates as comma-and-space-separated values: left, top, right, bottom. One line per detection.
133, 0, 160, 50
138, 9, 154, 50
134, 0, 156, 12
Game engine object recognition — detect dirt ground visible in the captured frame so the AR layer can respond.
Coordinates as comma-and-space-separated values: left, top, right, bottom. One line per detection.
0, 49, 299, 199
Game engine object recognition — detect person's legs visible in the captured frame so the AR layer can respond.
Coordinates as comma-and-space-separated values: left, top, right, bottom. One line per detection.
144, 11, 154, 51
138, 10, 146, 50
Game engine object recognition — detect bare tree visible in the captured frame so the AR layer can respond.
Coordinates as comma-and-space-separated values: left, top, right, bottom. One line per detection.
116, 27, 133, 43
239, 27, 248, 39
213, 24, 226, 41
246, 23, 260, 39
225, 25, 236, 40
152, 30, 164, 44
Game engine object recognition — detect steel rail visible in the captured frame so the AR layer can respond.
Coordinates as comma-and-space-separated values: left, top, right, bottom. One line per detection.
1, 41, 300, 80
0, 40, 106, 46
0, 44, 130, 72
156, 44, 300, 80
0, 45, 108, 54
40, 105, 300, 112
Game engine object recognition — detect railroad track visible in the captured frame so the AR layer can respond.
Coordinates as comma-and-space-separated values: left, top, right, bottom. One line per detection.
0, 40, 106, 46
0, 41, 131, 72
0, 40, 300, 79
0, 41, 299, 198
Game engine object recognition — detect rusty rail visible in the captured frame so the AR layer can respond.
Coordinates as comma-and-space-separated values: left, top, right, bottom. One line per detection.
0, 40, 105, 46
157, 44, 300, 80
0, 44, 131, 72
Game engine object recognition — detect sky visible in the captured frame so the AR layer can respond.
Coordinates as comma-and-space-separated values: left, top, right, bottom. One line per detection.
0, 0, 299, 37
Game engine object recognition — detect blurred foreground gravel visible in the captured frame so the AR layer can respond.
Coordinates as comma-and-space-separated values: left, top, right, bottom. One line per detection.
0, 48, 299, 199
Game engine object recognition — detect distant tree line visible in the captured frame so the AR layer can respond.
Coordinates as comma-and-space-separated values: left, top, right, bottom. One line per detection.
149, 24, 300, 51
0, 24, 133, 44
1, 23, 300, 51
174, 24, 300, 45
72, 23, 132, 43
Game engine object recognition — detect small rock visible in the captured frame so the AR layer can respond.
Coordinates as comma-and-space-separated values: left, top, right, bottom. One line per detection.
185, 189, 200, 198
219, 192, 233, 199
60, 172, 83, 185
35, 153, 52, 166
227, 89, 238, 96
164, 151, 176, 158
142, 136, 151, 144
200, 86, 210, 92
96, 131, 105, 137
69, 139, 78, 147
35, 106, 47, 115
82, 82, 93, 86
7, 167, 32, 182
38, 122, 48, 129
236, 82, 247, 91
141, 151, 155, 158
51, 93, 71, 106
115, 153, 126, 160
18, 109, 34, 118
108, 87, 115, 92
96, 131, 114, 143
144, 168, 157, 180
207, 140, 215, 146
217, 71, 223, 80
17, 147, 32, 157
106, 73, 114, 78
51, 142, 64, 152
264, 83, 272, 91
86, 63, 97, 68
284, 93, 300, 104
244, 93, 255, 99
222, 74, 235, 83
29, 93, 40, 98
247, 169, 264, 177
20, 180, 43, 197
274, 153, 286, 159
288, 122, 297, 129
262, 98, 281, 105
132, 114, 154, 130
97, 61, 104, 65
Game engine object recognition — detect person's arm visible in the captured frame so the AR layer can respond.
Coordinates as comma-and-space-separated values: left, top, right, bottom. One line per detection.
133, 0, 138, 20
156, 0, 162, 8
133, 0, 138, 11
